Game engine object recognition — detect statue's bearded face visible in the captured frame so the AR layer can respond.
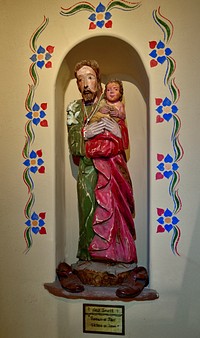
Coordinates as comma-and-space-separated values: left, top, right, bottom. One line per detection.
76, 66, 98, 104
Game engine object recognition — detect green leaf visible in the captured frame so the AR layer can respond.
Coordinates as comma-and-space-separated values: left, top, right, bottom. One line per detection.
107, 1, 141, 11
60, 3, 95, 16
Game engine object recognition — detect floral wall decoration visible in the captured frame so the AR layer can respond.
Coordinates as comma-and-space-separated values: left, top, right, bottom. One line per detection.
149, 7, 184, 255
23, 16, 55, 253
60, 1, 141, 29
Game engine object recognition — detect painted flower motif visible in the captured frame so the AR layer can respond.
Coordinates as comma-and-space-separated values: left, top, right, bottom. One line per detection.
26, 103, 48, 126
60, 1, 141, 29
23, 150, 45, 174
67, 101, 80, 125
88, 2, 112, 29
156, 154, 179, 180
156, 208, 179, 233
155, 97, 178, 123
149, 40, 172, 67
25, 212, 46, 234
30, 45, 54, 69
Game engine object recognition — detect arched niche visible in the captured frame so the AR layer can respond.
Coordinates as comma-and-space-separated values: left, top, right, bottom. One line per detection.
55, 35, 150, 269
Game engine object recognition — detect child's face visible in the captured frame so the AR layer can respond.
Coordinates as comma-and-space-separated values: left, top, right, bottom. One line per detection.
105, 82, 121, 103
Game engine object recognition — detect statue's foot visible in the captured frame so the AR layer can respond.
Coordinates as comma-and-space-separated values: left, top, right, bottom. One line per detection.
56, 262, 84, 293
116, 266, 149, 298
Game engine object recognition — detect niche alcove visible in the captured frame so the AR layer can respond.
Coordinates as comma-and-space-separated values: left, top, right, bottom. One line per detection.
55, 35, 150, 273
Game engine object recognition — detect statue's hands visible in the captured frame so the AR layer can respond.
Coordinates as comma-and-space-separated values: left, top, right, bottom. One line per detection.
103, 117, 122, 138
83, 121, 105, 140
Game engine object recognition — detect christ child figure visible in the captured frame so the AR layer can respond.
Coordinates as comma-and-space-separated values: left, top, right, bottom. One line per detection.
89, 80, 126, 124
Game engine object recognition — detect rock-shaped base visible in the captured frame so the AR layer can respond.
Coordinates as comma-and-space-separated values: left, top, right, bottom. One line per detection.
44, 280, 159, 302
44, 260, 159, 302
72, 260, 137, 287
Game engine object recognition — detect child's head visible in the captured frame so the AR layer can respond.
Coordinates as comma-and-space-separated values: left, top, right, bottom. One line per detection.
104, 80, 123, 103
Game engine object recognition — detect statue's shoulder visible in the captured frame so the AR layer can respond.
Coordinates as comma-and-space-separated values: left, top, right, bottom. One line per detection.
67, 99, 83, 126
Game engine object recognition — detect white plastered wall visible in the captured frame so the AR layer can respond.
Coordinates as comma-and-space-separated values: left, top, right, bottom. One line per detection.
1, 1, 200, 338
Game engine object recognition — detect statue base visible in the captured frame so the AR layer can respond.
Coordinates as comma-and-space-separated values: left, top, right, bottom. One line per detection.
44, 260, 159, 302
44, 280, 159, 302
72, 260, 137, 287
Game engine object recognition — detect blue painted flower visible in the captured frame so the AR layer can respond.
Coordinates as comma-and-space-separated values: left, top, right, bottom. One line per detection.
155, 97, 178, 122
25, 212, 46, 234
157, 208, 179, 232
23, 150, 45, 174
88, 2, 112, 29
26, 103, 47, 126
156, 154, 179, 179
149, 40, 172, 66
30, 45, 54, 69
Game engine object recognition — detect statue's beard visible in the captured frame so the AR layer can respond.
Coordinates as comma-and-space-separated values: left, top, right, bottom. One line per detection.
82, 90, 97, 104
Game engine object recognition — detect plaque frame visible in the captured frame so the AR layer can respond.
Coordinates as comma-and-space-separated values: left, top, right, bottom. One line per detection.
83, 303, 125, 335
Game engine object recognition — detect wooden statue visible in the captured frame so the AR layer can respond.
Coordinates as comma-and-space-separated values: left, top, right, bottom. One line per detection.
57, 60, 149, 298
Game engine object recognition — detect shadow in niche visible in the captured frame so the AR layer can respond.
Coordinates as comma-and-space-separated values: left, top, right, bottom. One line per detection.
46, 35, 157, 301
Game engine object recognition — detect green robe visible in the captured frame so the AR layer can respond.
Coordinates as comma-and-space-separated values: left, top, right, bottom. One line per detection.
67, 99, 97, 260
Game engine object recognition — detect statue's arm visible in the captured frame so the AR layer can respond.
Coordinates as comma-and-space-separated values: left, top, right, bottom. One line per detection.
103, 117, 129, 149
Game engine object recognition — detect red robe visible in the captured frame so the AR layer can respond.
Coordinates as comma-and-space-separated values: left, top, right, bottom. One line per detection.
86, 120, 137, 263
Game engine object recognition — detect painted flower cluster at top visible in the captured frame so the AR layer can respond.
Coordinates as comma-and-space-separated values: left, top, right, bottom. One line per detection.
60, 1, 141, 29
88, 2, 112, 29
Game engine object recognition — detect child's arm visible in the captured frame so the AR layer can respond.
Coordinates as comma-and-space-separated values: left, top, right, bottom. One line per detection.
110, 102, 126, 120
99, 104, 112, 115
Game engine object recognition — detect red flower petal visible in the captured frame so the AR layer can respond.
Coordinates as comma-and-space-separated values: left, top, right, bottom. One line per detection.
150, 59, 158, 68
40, 119, 48, 127
46, 45, 54, 53
157, 225, 165, 233
36, 149, 42, 157
155, 98, 163, 105
38, 166, 45, 173
149, 40, 157, 49
157, 153, 164, 161
45, 61, 52, 68
41, 103, 47, 110
89, 22, 96, 30
39, 212, 46, 219
39, 227, 47, 234
156, 172, 163, 180
157, 208, 164, 216
105, 20, 112, 28
156, 115, 164, 123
